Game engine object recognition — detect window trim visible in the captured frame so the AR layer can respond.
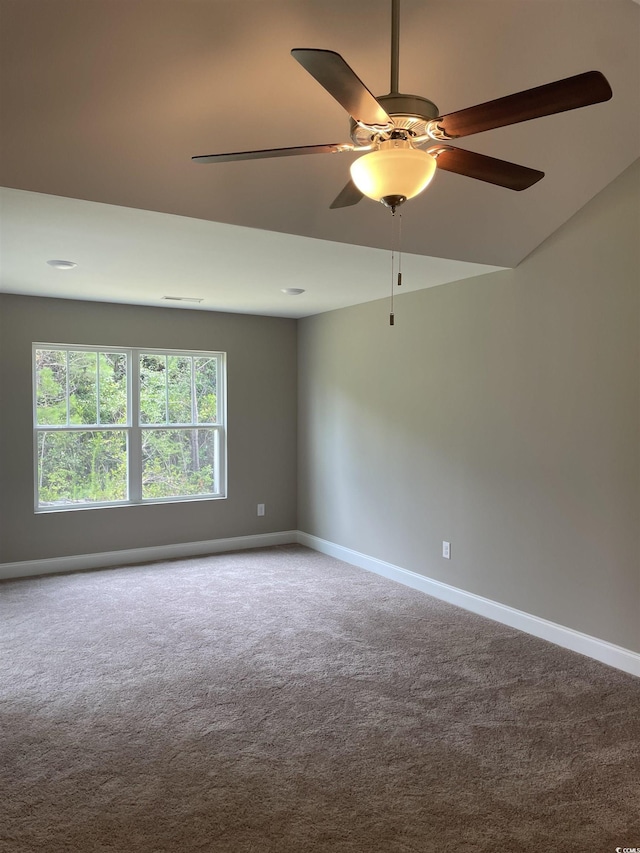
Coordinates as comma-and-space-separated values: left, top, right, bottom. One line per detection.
33, 343, 227, 513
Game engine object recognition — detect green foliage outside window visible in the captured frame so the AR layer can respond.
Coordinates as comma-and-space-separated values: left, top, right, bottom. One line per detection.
34, 347, 222, 508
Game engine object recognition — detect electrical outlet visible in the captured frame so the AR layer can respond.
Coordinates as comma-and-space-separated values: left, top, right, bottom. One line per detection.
257, 503, 265, 517
442, 541, 451, 559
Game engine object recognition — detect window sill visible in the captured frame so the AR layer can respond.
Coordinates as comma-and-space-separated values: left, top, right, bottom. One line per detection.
35, 494, 227, 514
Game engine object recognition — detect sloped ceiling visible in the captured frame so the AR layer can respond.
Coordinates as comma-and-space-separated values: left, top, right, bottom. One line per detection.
0, 0, 638, 316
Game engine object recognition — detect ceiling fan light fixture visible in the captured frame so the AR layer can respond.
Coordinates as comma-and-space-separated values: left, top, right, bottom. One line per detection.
349, 141, 436, 205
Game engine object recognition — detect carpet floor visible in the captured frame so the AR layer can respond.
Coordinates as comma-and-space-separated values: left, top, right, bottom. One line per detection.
1, 544, 639, 853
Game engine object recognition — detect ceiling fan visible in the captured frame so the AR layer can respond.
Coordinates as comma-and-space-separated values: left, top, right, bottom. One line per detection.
192, 0, 612, 212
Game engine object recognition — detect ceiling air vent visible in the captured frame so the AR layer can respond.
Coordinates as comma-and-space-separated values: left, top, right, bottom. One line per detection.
161, 296, 204, 303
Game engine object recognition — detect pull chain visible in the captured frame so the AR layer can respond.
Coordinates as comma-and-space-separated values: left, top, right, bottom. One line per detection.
397, 212, 402, 288
389, 209, 397, 325
389, 209, 403, 325
390, 238, 395, 325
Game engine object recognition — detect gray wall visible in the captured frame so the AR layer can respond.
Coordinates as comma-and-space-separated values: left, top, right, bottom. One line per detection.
298, 160, 640, 653
0, 296, 297, 563
1, 164, 638, 654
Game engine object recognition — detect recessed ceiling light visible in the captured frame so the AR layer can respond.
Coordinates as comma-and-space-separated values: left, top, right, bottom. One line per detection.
47, 260, 77, 270
281, 288, 305, 295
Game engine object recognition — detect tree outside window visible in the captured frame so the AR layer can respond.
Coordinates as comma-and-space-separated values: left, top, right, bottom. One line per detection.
33, 345, 226, 510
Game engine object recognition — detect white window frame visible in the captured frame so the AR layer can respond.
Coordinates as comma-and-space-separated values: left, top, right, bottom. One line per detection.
33, 343, 227, 512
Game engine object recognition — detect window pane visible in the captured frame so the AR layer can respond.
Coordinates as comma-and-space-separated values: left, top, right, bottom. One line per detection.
195, 356, 217, 424
37, 430, 127, 506
139, 354, 167, 424
99, 352, 128, 425
36, 349, 67, 425
141, 428, 216, 499
167, 355, 192, 424
69, 351, 98, 425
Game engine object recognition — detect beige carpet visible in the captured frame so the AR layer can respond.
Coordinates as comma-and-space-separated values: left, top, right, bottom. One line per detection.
1, 544, 638, 853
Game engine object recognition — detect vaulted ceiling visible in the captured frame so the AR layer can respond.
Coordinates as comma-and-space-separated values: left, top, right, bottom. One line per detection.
1, 0, 638, 316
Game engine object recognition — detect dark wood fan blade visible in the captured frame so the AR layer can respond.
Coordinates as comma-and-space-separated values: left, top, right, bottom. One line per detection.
291, 48, 393, 129
431, 71, 612, 139
329, 179, 364, 209
192, 142, 354, 164
430, 146, 544, 191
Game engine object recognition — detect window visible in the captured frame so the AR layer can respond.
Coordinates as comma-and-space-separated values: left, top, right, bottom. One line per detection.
33, 345, 226, 511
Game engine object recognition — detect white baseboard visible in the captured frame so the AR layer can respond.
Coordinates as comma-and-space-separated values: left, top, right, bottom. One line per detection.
3, 530, 638, 678
296, 531, 640, 679
0, 531, 298, 581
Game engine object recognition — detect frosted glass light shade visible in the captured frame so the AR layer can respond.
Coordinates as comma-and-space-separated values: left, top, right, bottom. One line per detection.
350, 147, 436, 203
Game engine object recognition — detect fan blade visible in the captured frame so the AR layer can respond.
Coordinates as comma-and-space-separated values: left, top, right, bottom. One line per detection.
429, 146, 544, 191
430, 71, 612, 140
329, 179, 364, 209
291, 48, 393, 130
192, 142, 356, 164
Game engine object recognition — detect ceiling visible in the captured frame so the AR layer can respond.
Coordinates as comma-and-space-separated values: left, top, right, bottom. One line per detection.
0, 187, 503, 317
1, 0, 638, 318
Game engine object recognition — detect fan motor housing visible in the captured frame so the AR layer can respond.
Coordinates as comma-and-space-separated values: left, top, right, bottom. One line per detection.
350, 93, 439, 146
